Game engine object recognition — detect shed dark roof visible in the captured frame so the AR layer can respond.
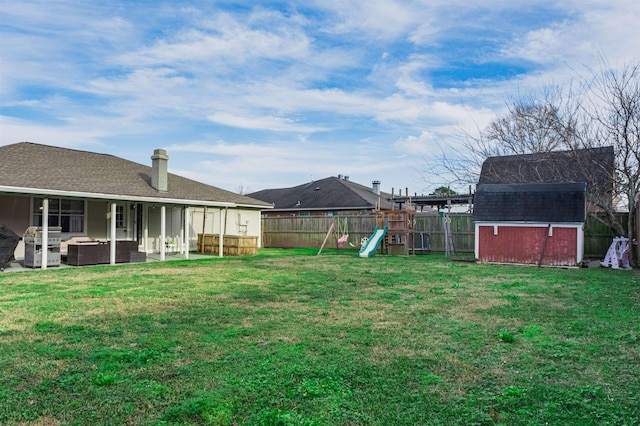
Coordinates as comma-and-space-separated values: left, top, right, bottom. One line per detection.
248, 176, 393, 211
0, 142, 271, 207
473, 182, 587, 222
478, 146, 614, 207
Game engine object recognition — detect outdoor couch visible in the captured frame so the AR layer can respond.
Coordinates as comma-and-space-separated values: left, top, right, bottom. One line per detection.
61, 238, 146, 265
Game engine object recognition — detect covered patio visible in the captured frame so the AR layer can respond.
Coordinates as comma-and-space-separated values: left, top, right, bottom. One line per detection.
0, 143, 272, 271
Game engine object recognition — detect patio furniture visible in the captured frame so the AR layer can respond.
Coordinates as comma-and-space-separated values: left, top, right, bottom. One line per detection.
66, 242, 107, 266
65, 240, 145, 265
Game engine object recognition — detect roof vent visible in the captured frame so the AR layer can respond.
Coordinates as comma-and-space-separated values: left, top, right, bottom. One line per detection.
151, 149, 169, 192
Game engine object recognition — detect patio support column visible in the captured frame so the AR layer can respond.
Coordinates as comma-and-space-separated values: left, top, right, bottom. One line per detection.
179, 208, 184, 255
184, 207, 190, 259
257, 208, 262, 249
110, 202, 116, 265
160, 205, 166, 261
218, 208, 226, 258
41, 198, 49, 270
143, 204, 149, 253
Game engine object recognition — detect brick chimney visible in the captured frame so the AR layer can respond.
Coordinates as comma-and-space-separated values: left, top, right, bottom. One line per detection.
372, 180, 381, 195
151, 149, 169, 192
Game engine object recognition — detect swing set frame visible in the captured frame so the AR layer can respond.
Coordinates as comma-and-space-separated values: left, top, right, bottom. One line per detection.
317, 216, 350, 255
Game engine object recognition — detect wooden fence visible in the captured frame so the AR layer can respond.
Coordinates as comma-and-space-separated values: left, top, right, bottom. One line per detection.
582, 213, 630, 257
261, 213, 629, 257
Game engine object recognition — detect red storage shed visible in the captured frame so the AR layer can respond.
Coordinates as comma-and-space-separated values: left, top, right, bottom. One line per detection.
473, 182, 587, 267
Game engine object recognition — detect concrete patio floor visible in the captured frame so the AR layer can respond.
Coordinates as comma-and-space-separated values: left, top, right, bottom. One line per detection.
1, 252, 219, 273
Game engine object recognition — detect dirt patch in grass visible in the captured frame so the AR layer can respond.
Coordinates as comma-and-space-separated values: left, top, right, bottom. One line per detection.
16, 416, 62, 426
443, 296, 509, 321
367, 343, 434, 366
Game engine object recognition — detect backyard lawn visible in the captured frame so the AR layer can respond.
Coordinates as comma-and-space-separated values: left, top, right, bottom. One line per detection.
0, 249, 638, 425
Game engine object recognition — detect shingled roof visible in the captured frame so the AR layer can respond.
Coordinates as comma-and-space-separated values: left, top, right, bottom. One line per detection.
248, 176, 393, 212
473, 182, 587, 223
478, 146, 615, 206
0, 142, 271, 208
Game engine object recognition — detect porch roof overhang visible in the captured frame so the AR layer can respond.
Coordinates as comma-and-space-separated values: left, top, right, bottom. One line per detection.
0, 185, 252, 208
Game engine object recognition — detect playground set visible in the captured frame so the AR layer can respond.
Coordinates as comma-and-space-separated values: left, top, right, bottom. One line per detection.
318, 210, 450, 258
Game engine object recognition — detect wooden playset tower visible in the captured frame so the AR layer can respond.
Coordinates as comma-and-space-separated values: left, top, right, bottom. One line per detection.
374, 210, 415, 255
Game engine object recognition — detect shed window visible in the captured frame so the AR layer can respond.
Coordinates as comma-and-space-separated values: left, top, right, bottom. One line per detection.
33, 198, 85, 233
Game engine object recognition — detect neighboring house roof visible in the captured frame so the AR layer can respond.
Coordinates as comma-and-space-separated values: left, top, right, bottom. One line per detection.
478, 146, 615, 206
0, 142, 271, 208
473, 182, 587, 223
248, 176, 394, 211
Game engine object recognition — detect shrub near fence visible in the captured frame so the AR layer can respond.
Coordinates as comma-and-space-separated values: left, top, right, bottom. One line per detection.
262, 212, 629, 257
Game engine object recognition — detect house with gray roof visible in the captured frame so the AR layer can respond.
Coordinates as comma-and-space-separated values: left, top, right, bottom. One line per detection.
0, 142, 271, 268
248, 176, 394, 217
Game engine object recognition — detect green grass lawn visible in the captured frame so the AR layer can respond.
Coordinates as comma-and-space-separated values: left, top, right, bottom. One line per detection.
0, 249, 638, 425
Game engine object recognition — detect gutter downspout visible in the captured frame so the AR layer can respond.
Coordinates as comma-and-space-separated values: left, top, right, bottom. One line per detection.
160, 206, 166, 261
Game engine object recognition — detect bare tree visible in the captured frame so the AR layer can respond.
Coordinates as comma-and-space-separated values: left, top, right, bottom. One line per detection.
423, 62, 639, 264
484, 88, 580, 155
236, 184, 251, 195
583, 61, 640, 262
424, 85, 582, 189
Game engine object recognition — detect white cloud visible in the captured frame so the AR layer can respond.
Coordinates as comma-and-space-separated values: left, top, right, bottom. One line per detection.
313, 0, 420, 39
118, 13, 311, 69
166, 141, 286, 157
163, 138, 405, 192
0, 2, 137, 96
208, 113, 327, 133
0, 116, 107, 149
394, 131, 436, 155
503, 1, 640, 70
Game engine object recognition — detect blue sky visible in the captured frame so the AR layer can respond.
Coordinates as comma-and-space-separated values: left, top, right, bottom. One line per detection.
1, 1, 638, 195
